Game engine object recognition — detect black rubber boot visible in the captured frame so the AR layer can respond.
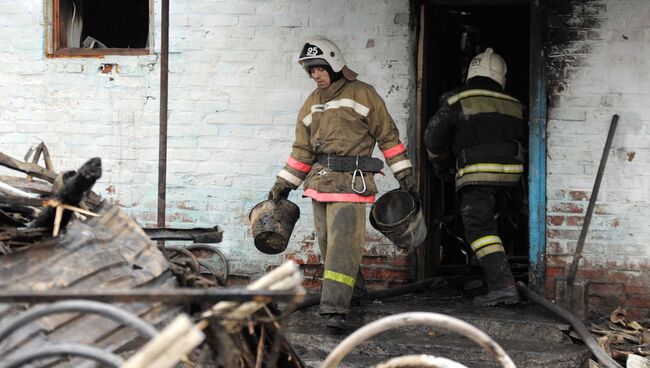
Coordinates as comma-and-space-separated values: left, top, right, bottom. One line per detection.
326, 314, 346, 332
474, 252, 520, 307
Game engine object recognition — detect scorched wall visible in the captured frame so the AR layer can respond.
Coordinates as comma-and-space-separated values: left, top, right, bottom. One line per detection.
545, 0, 650, 318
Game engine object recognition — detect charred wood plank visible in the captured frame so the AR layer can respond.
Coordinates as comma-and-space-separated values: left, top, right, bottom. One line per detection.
0, 227, 49, 240
0, 196, 49, 207
0, 228, 49, 252
0, 152, 56, 183
0, 175, 52, 197
0, 203, 168, 291
32, 157, 102, 230
25, 143, 54, 183
0, 202, 175, 363
0, 209, 24, 227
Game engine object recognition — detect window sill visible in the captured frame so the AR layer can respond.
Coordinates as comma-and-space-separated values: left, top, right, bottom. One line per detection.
47, 48, 151, 58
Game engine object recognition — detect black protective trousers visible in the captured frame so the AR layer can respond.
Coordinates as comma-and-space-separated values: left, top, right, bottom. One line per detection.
459, 185, 509, 259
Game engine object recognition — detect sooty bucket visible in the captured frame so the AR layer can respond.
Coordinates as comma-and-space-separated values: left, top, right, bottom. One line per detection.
369, 189, 427, 251
249, 199, 300, 255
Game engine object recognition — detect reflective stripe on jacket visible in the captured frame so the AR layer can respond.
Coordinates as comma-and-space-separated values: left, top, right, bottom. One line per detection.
424, 78, 526, 190
277, 68, 412, 203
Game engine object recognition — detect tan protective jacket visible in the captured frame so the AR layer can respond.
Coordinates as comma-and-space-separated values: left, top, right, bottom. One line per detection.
277, 67, 412, 203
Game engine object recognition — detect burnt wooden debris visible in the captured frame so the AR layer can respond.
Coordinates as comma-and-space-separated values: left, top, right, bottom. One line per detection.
32, 157, 102, 231
586, 306, 650, 364
0, 149, 305, 367
0, 151, 56, 183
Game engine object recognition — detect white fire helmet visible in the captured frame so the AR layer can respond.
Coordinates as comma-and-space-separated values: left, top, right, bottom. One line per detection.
297, 36, 346, 75
466, 47, 507, 88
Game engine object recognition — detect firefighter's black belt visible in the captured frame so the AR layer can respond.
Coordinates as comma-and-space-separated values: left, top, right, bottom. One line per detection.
459, 142, 521, 166
316, 154, 384, 173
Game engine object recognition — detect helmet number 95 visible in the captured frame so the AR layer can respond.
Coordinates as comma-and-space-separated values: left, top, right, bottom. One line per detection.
306, 46, 320, 56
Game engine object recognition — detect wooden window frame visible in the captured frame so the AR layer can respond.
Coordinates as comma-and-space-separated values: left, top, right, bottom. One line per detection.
46, 0, 153, 58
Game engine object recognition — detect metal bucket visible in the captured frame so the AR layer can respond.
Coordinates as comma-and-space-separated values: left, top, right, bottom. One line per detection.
249, 199, 300, 255
369, 189, 427, 251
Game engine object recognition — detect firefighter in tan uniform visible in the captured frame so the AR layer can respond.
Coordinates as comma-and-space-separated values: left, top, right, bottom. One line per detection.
425, 48, 525, 306
268, 36, 415, 330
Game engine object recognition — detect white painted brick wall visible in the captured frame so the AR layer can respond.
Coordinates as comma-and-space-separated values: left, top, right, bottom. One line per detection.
0, 0, 414, 278
546, 0, 650, 280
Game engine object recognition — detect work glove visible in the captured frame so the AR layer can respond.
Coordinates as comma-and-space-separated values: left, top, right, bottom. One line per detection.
267, 180, 293, 202
397, 172, 417, 198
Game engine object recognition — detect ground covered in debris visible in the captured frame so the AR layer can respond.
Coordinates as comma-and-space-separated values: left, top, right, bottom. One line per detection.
288, 288, 591, 368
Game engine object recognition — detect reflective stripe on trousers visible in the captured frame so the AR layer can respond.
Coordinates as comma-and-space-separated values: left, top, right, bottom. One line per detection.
313, 201, 365, 315
470, 235, 505, 258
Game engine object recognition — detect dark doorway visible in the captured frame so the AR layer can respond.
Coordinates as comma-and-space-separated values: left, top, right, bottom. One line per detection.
417, 2, 531, 278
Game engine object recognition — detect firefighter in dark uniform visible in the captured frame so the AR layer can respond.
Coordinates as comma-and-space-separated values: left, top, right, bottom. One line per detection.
268, 36, 415, 329
424, 48, 525, 306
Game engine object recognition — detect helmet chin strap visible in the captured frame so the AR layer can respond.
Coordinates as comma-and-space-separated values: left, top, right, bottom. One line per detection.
327, 67, 343, 83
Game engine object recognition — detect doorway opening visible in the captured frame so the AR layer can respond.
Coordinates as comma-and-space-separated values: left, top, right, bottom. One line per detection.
417, 2, 532, 280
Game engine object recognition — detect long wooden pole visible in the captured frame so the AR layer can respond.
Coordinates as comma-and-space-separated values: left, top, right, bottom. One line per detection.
566, 114, 619, 286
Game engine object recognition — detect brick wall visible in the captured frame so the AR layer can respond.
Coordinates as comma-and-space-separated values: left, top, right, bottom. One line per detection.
0, 1, 415, 282
283, 236, 412, 291
545, 0, 650, 318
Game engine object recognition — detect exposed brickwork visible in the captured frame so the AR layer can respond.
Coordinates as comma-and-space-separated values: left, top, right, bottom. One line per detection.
283, 239, 412, 292
545, 0, 650, 318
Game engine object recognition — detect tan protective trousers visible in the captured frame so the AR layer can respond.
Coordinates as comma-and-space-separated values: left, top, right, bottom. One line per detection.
312, 201, 365, 316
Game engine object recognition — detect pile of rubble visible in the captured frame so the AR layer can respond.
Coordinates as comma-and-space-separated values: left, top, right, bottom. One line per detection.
0, 146, 306, 367
586, 306, 650, 367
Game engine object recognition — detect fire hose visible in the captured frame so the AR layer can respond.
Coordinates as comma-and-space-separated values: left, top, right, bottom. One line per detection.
320, 312, 515, 368
376, 354, 469, 368
0, 299, 158, 343
0, 343, 124, 368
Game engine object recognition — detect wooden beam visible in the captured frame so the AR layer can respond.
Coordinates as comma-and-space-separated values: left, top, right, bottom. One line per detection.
0, 152, 56, 182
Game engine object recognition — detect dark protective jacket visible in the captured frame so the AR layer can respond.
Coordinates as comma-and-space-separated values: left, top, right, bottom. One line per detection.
275, 67, 412, 203
424, 77, 526, 190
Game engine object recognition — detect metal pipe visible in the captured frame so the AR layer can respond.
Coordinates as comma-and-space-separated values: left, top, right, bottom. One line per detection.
0, 300, 158, 343
0, 343, 124, 368
376, 355, 468, 368
320, 312, 515, 368
566, 114, 619, 286
516, 282, 623, 368
0, 288, 302, 304
157, 0, 170, 230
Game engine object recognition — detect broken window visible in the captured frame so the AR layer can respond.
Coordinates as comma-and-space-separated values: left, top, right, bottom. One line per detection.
47, 0, 151, 57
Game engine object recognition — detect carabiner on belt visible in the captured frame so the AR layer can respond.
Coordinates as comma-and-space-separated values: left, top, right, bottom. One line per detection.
351, 156, 367, 194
